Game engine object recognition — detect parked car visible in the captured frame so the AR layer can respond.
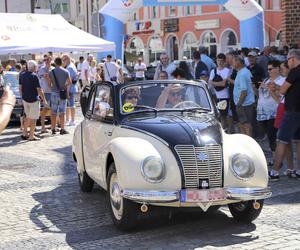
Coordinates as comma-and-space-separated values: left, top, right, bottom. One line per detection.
3, 71, 23, 121
144, 66, 156, 80
122, 65, 135, 82
72, 80, 271, 230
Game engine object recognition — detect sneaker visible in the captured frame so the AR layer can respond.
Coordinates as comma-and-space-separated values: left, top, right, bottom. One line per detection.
295, 171, 300, 180
65, 121, 70, 126
269, 170, 280, 181
51, 129, 56, 135
60, 129, 69, 135
284, 169, 294, 178
69, 121, 76, 126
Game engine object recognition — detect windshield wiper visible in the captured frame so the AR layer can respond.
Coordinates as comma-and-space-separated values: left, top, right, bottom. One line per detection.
134, 105, 158, 113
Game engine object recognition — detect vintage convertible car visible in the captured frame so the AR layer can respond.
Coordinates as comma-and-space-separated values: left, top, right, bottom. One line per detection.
72, 80, 271, 230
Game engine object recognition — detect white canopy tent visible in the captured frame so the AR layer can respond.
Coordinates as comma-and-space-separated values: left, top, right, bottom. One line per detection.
0, 13, 115, 55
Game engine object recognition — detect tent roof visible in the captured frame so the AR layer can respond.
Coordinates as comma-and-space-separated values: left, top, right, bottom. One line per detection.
0, 13, 115, 55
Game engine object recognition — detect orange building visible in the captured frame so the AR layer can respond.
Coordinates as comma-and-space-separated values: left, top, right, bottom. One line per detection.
125, 0, 283, 65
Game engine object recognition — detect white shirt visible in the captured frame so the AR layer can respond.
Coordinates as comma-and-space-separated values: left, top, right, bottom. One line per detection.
104, 61, 119, 81
257, 75, 285, 121
89, 66, 97, 82
77, 62, 83, 72
134, 62, 146, 78
80, 60, 90, 81
209, 67, 231, 99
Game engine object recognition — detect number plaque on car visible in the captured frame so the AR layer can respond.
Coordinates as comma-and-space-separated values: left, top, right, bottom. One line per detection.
180, 188, 227, 203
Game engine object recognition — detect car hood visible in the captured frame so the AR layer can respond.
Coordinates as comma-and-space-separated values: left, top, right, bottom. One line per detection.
121, 113, 223, 147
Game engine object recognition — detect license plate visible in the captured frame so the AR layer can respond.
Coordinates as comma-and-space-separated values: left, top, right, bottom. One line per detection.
180, 188, 227, 203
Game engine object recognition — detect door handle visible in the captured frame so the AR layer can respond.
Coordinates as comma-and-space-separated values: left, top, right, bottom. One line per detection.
104, 131, 112, 136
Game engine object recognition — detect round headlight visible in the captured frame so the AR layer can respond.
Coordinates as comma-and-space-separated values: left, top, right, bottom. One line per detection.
141, 156, 165, 183
230, 154, 255, 179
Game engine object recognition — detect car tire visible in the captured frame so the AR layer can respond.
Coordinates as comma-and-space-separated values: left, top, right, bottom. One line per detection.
107, 162, 139, 231
228, 200, 264, 223
78, 169, 94, 192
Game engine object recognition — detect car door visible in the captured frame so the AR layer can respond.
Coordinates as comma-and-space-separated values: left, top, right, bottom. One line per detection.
82, 83, 115, 187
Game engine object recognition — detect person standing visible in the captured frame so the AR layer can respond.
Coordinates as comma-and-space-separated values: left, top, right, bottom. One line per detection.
209, 53, 230, 130
134, 58, 147, 81
80, 54, 93, 89
193, 51, 209, 80
153, 53, 176, 80
62, 54, 78, 126
77, 56, 84, 89
199, 46, 216, 72
233, 55, 255, 137
269, 49, 300, 180
38, 55, 53, 133
49, 57, 71, 135
103, 55, 119, 82
19, 60, 48, 141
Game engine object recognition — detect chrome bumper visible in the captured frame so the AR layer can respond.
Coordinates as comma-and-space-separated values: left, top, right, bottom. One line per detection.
122, 187, 272, 203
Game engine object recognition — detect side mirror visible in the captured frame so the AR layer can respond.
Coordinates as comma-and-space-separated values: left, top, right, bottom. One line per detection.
217, 100, 227, 110
80, 86, 90, 116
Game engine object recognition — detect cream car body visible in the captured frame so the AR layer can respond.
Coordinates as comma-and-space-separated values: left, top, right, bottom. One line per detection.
73, 80, 271, 230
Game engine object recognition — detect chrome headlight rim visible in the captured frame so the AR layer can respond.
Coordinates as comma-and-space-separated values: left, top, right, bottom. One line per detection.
230, 153, 255, 180
141, 156, 165, 183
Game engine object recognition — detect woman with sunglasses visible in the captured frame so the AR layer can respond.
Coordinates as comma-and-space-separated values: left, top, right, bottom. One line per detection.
256, 60, 285, 165
122, 88, 140, 106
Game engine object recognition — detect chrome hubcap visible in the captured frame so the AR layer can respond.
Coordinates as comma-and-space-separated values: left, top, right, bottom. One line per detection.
110, 173, 123, 220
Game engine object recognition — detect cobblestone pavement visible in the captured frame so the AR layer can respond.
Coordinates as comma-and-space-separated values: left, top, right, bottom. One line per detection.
0, 113, 300, 250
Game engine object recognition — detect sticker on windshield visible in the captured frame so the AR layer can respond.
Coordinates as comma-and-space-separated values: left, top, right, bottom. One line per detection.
123, 103, 134, 113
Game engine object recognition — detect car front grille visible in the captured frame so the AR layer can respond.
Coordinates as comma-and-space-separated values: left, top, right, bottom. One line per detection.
174, 145, 223, 189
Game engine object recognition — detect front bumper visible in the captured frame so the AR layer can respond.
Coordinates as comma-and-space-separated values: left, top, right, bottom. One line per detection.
122, 187, 272, 203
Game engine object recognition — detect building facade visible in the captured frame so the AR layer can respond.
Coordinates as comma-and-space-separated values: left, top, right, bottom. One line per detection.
125, 0, 283, 65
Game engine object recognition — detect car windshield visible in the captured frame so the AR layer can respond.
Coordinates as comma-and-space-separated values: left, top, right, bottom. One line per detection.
120, 82, 211, 114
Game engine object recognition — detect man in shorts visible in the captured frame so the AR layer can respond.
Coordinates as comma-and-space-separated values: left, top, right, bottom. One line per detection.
19, 60, 48, 141
49, 57, 71, 135
269, 49, 300, 181
233, 55, 255, 137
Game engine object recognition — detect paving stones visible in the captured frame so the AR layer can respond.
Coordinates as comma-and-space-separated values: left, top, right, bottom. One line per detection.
0, 113, 300, 249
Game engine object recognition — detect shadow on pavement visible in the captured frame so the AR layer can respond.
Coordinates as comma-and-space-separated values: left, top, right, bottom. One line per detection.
30, 183, 257, 249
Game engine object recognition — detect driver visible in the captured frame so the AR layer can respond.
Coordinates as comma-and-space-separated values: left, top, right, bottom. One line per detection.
156, 84, 184, 108
122, 87, 140, 106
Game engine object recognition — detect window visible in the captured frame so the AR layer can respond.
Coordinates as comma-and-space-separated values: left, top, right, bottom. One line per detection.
169, 6, 176, 16
201, 31, 217, 58
53, 3, 69, 14
185, 6, 193, 16
221, 30, 237, 52
127, 37, 144, 57
151, 6, 157, 18
77, 0, 82, 14
273, 0, 281, 10
182, 33, 198, 59
92, 85, 114, 121
92, 0, 98, 12
148, 36, 164, 64
133, 12, 137, 21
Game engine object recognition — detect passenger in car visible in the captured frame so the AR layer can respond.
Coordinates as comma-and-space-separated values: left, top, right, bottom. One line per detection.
95, 91, 110, 117
156, 84, 184, 108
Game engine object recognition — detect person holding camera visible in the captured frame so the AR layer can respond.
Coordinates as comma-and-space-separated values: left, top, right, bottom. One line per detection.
19, 60, 49, 141
49, 57, 71, 135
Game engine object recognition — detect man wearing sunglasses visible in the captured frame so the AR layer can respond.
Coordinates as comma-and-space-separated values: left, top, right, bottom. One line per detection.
270, 49, 300, 181
156, 84, 183, 108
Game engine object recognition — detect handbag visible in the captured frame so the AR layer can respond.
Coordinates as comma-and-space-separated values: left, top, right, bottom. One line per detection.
52, 70, 67, 100
105, 63, 117, 81
213, 68, 226, 91
274, 102, 285, 129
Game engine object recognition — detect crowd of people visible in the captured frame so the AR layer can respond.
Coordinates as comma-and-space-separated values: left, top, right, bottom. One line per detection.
0, 44, 299, 181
